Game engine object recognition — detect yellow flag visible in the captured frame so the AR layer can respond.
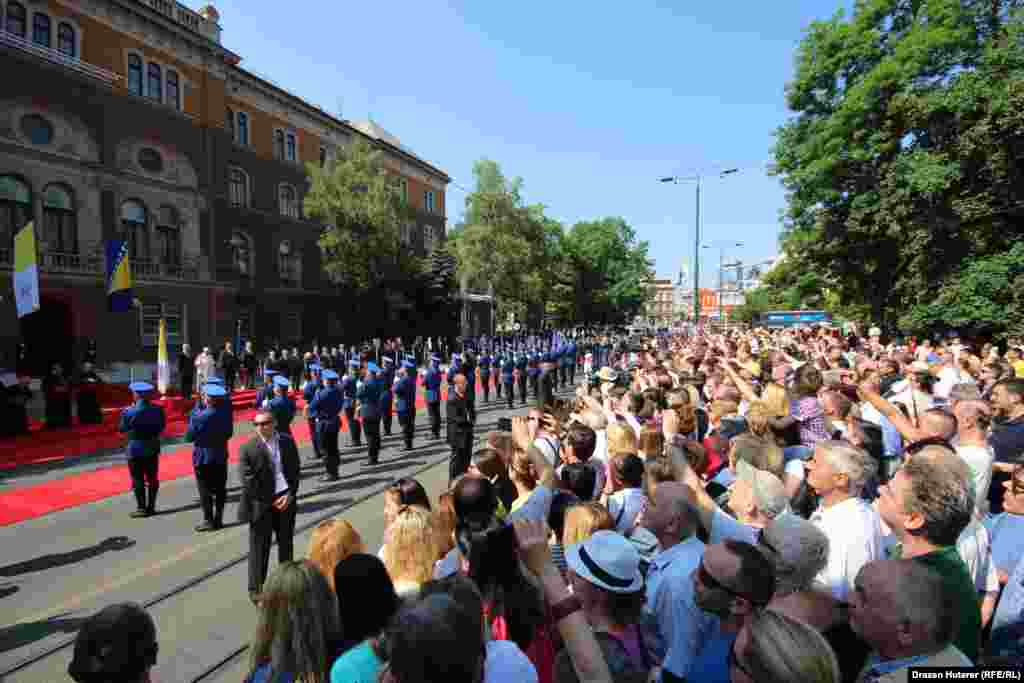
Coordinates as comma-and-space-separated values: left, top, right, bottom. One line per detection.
157, 318, 170, 394
13, 221, 39, 318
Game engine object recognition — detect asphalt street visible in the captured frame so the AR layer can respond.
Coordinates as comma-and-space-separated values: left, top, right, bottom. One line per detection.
0, 389, 555, 683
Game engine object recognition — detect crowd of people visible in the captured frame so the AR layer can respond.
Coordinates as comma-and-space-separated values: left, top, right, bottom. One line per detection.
60, 324, 1024, 681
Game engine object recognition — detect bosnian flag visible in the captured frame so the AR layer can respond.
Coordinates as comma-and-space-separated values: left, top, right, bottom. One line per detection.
13, 222, 40, 319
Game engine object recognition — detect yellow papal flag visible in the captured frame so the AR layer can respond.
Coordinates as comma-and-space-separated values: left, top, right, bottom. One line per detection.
157, 318, 170, 394
13, 221, 40, 319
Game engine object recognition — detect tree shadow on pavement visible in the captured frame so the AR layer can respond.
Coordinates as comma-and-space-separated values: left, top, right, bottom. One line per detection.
0, 536, 135, 577
298, 497, 354, 516
0, 614, 86, 654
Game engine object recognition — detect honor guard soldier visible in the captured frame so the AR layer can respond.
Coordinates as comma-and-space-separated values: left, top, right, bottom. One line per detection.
358, 362, 384, 466
380, 356, 395, 436
268, 376, 296, 436
515, 351, 529, 406
527, 353, 541, 402
462, 350, 477, 424
501, 353, 516, 409
119, 382, 166, 518
447, 353, 462, 388
560, 344, 572, 387
424, 354, 443, 439
255, 370, 277, 409
568, 341, 578, 383
395, 360, 417, 451
341, 359, 362, 447
187, 383, 233, 532
302, 364, 323, 459
204, 376, 232, 419
539, 353, 557, 408
478, 351, 492, 403
309, 369, 343, 482
494, 350, 503, 401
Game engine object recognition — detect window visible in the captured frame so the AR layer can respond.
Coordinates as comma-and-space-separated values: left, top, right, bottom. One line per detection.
273, 129, 285, 160
228, 168, 249, 207
138, 148, 164, 173
424, 190, 435, 214
319, 146, 327, 167
32, 12, 49, 47
399, 179, 408, 205
423, 224, 434, 252
156, 206, 180, 265
147, 62, 162, 101
230, 230, 252, 276
225, 107, 235, 137
166, 70, 180, 110
20, 114, 53, 145
285, 132, 296, 162
5, 2, 26, 37
0, 175, 32, 251
128, 54, 143, 96
236, 111, 249, 146
57, 23, 75, 57
140, 302, 185, 349
120, 200, 149, 262
279, 184, 299, 218
42, 184, 76, 254
278, 240, 300, 287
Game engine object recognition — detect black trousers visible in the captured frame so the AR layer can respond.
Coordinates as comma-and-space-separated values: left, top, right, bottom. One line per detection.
364, 416, 382, 465
518, 379, 528, 405
496, 378, 502, 398
505, 382, 515, 409
531, 377, 540, 401
427, 401, 441, 437
480, 376, 490, 402
466, 394, 476, 424
307, 418, 321, 458
247, 502, 296, 594
383, 405, 393, 435
318, 422, 340, 476
128, 455, 159, 511
449, 444, 471, 483
194, 462, 228, 524
345, 406, 362, 446
181, 376, 194, 401
398, 411, 415, 449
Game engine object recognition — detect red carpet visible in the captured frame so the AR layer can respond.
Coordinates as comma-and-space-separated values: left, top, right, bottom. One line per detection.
0, 382, 489, 527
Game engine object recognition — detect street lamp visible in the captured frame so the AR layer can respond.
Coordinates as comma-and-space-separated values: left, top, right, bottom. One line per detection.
660, 168, 738, 326
703, 241, 744, 329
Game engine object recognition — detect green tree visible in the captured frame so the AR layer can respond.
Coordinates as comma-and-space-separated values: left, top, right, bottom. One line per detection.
304, 139, 422, 295
772, 0, 1024, 330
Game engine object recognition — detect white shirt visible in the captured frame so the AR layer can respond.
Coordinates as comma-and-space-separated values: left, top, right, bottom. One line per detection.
957, 444, 995, 517
957, 520, 1001, 594
532, 434, 560, 468
607, 487, 647, 534
810, 497, 886, 602
261, 434, 290, 495
934, 366, 962, 399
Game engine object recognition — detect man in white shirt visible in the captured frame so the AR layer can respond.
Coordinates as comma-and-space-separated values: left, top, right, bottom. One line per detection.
803, 440, 885, 602
954, 400, 996, 516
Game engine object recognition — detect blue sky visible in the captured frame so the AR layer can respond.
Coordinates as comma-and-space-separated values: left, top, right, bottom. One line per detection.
211, 0, 847, 286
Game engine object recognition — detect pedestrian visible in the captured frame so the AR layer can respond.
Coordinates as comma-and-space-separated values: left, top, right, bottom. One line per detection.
195, 347, 214, 387
516, 351, 529, 406
502, 352, 516, 409
75, 360, 103, 425
241, 341, 258, 389
238, 409, 301, 605
381, 356, 395, 437
308, 369, 343, 481
447, 373, 473, 485
269, 375, 296, 436
342, 359, 362, 447
178, 343, 195, 400
43, 362, 72, 428
395, 360, 417, 451
359, 362, 384, 466
218, 340, 237, 392
255, 369, 277, 409
424, 354, 443, 440
462, 350, 477, 424
187, 383, 232, 532
119, 382, 166, 518
478, 350, 492, 403
303, 364, 323, 460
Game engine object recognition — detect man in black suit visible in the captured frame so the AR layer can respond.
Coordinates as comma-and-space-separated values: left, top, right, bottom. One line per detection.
238, 409, 301, 605
447, 373, 473, 485
178, 343, 195, 401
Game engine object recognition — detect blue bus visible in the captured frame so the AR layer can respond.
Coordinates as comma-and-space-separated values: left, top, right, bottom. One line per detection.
756, 310, 832, 328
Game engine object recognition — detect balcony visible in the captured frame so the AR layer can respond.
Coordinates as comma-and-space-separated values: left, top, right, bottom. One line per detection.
0, 241, 201, 281
0, 30, 121, 85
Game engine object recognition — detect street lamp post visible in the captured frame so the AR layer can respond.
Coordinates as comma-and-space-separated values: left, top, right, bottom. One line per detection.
703, 241, 743, 330
660, 168, 738, 327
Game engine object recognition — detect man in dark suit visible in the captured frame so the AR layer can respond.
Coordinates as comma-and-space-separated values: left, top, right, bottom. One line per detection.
238, 409, 301, 605
178, 343, 195, 400
447, 372, 473, 485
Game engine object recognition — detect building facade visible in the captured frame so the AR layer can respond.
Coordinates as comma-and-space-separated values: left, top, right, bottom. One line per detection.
642, 278, 675, 327
0, 0, 449, 374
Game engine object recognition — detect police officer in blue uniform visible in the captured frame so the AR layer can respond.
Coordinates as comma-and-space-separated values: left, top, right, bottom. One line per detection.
424, 354, 443, 439
341, 359, 362, 447
119, 382, 167, 518
205, 376, 232, 419
187, 383, 233, 532
515, 351, 529, 406
501, 353, 516, 409
395, 360, 417, 451
309, 369, 343, 481
494, 350, 504, 401
359, 362, 384, 465
380, 356, 395, 436
478, 351, 492, 403
302, 364, 323, 459
268, 375, 296, 436
255, 369, 277, 409
463, 350, 478, 424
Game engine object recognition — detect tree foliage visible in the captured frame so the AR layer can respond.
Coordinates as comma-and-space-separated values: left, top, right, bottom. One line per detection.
770, 0, 1024, 334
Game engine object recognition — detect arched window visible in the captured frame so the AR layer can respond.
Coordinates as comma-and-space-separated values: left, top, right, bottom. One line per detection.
57, 22, 75, 57
31, 12, 50, 47
128, 54, 143, 96
278, 184, 298, 218
278, 240, 300, 287
166, 70, 180, 110
0, 175, 32, 252
273, 130, 285, 160
228, 167, 249, 207
156, 206, 180, 265
147, 62, 162, 101
42, 184, 76, 254
285, 132, 296, 162
230, 230, 252, 277
225, 107, 235, 137
236, 111, 249, 146
120, 200, 149, 262
5, 2, 26, 37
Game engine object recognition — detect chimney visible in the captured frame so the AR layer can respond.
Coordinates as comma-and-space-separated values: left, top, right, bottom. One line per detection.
198, 4, 222, 44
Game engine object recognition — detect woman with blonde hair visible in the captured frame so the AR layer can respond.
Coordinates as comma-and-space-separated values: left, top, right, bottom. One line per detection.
244, 560, 341, 683
306, 518, 365, 591
637, 424, 665, 461
433, 490, 458, 561
606, 422, 638, 458
562, 502, 614, 547
729, 608, 840, 683
382, 505, 438, 599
